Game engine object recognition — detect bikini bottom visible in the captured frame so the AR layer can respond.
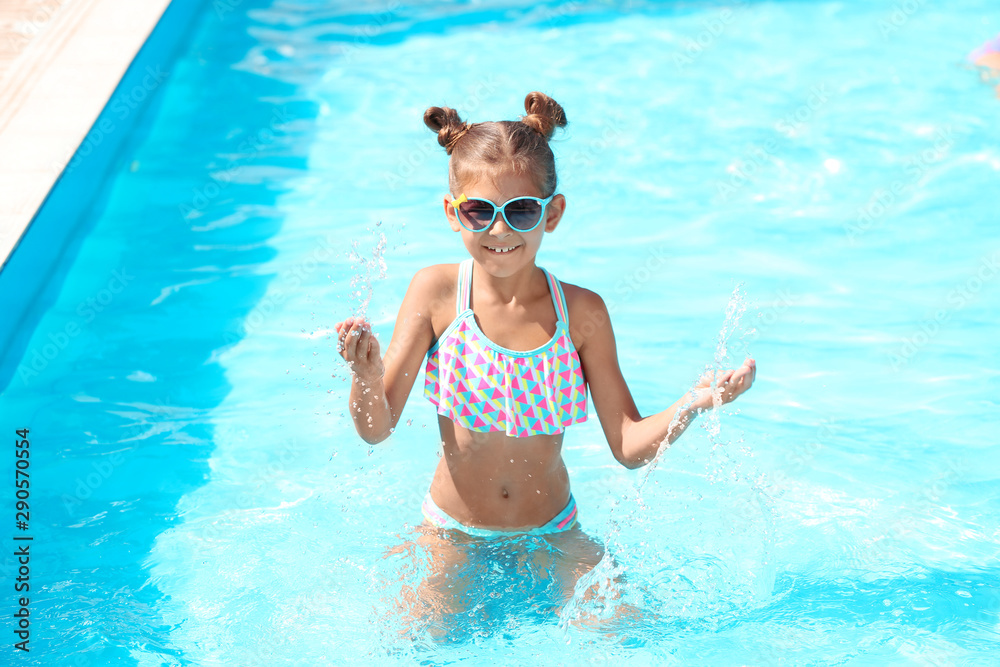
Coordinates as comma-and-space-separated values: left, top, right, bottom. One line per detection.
421, 491, 579, 538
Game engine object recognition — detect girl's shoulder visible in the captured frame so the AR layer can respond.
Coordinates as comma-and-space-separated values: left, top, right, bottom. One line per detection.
411, 263, 460, 289
556, 280, 610, 342
556, 279, 605, 313
407, 263, 461, 309
556, 276, 604, 310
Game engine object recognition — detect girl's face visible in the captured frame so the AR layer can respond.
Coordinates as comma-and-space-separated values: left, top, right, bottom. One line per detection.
443, 170, 566, 277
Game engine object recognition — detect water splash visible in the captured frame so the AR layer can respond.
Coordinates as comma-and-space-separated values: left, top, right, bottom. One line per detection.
316, 223, 388, 387
370, 526, 586, 656
559, 283, 775, 637
347, 221, 388, 318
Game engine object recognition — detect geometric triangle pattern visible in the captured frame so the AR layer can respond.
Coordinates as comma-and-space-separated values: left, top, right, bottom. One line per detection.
424, 260, 588, 437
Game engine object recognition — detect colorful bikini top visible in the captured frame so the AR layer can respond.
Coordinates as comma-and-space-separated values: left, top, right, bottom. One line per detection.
424, 259, 588, 437
969, 32, 1000, 61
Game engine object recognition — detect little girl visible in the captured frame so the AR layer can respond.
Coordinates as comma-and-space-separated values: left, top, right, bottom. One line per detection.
970, 33, 1000, 97
335, 91, 755, 616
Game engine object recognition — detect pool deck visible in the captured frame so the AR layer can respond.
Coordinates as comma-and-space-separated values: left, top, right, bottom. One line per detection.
0, 0, 172, 270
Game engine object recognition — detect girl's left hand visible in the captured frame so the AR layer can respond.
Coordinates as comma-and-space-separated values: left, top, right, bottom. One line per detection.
690, 358, 756, 412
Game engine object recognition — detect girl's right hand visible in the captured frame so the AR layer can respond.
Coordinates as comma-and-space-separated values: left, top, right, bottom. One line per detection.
334, 316, 384, 383
689, 358, 756, 412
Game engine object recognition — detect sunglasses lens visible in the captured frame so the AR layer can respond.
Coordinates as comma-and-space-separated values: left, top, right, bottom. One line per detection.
504, 199, 543, 230
457, 201, 495, 230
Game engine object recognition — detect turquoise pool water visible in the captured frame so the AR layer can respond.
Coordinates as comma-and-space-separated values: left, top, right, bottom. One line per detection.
1, 0, 998, 664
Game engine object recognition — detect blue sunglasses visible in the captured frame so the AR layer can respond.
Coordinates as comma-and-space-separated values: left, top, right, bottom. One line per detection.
451, 193, 556, 233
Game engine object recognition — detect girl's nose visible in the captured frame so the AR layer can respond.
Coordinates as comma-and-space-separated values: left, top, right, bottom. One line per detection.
489, 213, 514, 237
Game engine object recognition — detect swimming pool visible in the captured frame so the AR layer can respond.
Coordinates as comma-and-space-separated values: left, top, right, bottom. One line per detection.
1, 0, 998, 663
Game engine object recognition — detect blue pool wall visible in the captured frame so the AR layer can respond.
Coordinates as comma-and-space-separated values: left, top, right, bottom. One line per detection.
0, 0, 210, 396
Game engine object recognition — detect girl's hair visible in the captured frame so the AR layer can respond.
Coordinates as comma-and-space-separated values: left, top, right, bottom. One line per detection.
423, 92, 567, 197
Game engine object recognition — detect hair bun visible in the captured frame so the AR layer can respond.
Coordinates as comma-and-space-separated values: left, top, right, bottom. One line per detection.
521, 92, 567, 140
423, 106, 471, 155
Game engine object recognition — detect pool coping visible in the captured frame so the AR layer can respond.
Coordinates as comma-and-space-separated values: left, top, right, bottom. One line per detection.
0, 0, 209, 394
0, 0, 176, 270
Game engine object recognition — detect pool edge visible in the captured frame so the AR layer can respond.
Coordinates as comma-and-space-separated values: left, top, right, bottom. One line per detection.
0, 0, 211, 395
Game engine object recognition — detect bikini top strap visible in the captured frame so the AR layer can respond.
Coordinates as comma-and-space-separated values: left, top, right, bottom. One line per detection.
456, 258, 473, 314
541, 267, 569, 325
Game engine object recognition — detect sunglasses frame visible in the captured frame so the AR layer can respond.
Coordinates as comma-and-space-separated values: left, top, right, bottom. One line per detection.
450, 193, 556, 233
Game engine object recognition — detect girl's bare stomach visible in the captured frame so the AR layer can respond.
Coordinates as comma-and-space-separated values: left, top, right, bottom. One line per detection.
429, 414, 572, 530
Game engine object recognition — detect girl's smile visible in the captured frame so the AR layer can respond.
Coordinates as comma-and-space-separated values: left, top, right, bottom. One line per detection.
484, 244, 521, 254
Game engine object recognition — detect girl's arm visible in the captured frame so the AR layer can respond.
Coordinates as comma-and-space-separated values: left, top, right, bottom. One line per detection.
572, 289, 755, 469
335, 268, 441, 444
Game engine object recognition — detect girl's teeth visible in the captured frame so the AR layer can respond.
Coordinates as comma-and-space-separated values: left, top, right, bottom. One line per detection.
491, 246, 516, 253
